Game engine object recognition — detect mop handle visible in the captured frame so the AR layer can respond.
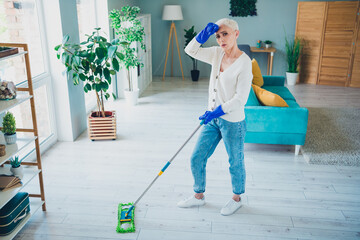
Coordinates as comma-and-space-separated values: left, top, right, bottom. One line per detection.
130, 122, 204, 209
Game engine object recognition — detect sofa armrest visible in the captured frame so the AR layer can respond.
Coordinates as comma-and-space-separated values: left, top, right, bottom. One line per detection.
263, 76, 285, 86
245, 106, 308, 134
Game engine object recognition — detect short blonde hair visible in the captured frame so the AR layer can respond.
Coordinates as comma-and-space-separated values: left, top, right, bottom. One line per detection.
215, 18, 239, 31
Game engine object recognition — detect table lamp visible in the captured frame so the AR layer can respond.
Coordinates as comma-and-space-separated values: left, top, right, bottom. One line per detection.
162, 5, 184, 81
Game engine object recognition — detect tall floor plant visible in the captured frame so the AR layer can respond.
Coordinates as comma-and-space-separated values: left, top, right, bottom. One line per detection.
285, 36, 303, 73
109, 6, 145, 92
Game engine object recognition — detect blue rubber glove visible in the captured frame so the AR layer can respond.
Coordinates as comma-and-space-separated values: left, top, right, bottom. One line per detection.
199, 105, 225, 124
196, 22, 219, 44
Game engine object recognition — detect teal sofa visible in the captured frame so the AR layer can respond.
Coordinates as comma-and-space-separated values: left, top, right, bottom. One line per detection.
244, 76, 308, 155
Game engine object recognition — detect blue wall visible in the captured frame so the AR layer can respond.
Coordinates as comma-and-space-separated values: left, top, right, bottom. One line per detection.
124, 0, 356, 78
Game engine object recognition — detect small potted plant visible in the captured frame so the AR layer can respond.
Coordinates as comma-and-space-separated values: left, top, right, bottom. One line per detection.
264, 40, 272, 48
55, 28, 124, 140
10, 156, 23, 179
2, 111, 16, 144
184, 26, 200, 81
109, 6, 146, 106
285, 36, 304, 85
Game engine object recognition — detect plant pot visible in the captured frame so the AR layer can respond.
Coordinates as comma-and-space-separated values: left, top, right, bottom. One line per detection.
4, 133, 17, 145
124, 88, 139, 106
191, 70, 200, 81
88, 111, 116, 141
286, 72, 299, 86
265, 44, 271, 48
10, 165, 23, 179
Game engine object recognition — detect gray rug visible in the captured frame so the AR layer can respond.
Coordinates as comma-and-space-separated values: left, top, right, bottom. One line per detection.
302, 107, 360, 166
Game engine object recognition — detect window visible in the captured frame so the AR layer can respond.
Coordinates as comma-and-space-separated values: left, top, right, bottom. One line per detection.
0, 0, 45, 77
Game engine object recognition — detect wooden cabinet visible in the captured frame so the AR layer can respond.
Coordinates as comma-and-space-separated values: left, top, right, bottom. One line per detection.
296, 1, 360, 87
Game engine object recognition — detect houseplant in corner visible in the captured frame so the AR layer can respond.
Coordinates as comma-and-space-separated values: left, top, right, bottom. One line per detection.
55, 28, 124, 140
109, 6, 145, 105
184, 26, 200, 81
285, 36, 303, 85
10, 156, 23, 179
2, 111, 16, 144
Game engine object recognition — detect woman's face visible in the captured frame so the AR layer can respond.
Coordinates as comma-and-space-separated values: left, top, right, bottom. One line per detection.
215, 24, 239, 50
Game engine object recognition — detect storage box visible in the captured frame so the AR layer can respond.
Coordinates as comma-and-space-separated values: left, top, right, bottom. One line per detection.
0, 192, 30, 236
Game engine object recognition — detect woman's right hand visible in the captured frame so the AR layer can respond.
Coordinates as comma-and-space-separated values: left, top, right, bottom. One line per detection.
196, 23, 219, 44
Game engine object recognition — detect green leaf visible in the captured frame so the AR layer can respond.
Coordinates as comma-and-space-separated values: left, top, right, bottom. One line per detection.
112, 93, 117, 100
108, 45, 117, 58
84, 86, 88, 93
116, 52, 124, 60
101, 82, 109, 91
79, 73, 86, 81
87, 43, 94, 49
95, 47, 106, 60
81, 59, 90, 71
110, 70, 116, 75
105, 93, 110, 100
112, 58, 119, 71
54, 45, 61, 51
103, 68, 110, 80
56, 53, 60, 59
62, 35, 70, 44
111, 38, 120, 45
94, 65, 102, 77
88, 52, 96, 62
95, 27, 101, 31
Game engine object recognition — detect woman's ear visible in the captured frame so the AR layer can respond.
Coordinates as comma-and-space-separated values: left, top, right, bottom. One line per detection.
235, 30, 239, 39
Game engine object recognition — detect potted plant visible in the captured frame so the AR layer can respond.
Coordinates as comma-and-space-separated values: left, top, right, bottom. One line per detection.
2, 111, 16, 144
55, 28, 124, 140
109, 6, 145, 105
184, 26, 200, 81
285, 36, 303, 85
10, 156, 23, 179
264, 40, 272, 48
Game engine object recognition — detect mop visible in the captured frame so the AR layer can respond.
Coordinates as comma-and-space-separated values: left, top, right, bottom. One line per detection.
116, 122, 204, 233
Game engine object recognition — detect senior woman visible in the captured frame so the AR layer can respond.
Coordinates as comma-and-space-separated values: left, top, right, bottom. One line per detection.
178, 18, 252, 216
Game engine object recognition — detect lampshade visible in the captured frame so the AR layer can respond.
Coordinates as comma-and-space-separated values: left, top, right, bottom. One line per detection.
162, 5, 183, 21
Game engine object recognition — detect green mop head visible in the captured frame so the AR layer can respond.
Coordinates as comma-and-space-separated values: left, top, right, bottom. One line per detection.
116, 202, 135, 233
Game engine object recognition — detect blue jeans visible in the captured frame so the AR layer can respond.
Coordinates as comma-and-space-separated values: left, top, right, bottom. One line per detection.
191, 118, 246, 195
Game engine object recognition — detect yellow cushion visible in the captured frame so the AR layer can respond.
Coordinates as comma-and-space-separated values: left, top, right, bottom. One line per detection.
251, 58, 264, 87
252, 84, 289, 107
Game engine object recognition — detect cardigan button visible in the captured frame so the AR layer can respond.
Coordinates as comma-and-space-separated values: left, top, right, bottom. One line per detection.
212, 99, 215, 102
214, 89, 217, 92
216, 76, 218, 79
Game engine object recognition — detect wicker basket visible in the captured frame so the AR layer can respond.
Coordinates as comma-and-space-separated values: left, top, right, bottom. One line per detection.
88, 111, 116, 141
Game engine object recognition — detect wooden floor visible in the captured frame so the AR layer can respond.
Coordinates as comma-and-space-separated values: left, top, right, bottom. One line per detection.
16, 77, 360, 240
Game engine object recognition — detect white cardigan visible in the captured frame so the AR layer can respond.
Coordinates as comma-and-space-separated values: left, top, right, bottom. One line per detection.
185, 38, 253, 122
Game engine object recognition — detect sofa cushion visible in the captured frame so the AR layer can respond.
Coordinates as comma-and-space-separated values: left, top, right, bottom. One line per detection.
246, 87, 261, 106
262, 86, 295, 101
251, 58, 264, 87
252, 84, 289, 107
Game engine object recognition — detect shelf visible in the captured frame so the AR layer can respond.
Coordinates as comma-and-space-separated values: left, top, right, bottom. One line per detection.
0, 137, 37, 166
0, 95, 32, 115
1, 199, 43, 240
0, 51, 27, 62
0, 165, 41, 209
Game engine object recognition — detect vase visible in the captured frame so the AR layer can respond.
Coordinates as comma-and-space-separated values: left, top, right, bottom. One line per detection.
88, 111, 116, 141
10, 165, 23, 179
286, 72, 299, 86
191, 70, 200, 81
124, 88, 139, 106
265, 44, 271, 48
4, 133, 17, 145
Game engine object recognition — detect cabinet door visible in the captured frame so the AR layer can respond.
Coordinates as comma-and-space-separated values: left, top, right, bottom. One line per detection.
350, 20, 360, 88
295, 2, 326, 84
318, 1, 359, 86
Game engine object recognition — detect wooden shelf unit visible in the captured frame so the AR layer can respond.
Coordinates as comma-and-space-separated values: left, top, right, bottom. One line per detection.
0, 43, 46, 238
295, 1, 360, 87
